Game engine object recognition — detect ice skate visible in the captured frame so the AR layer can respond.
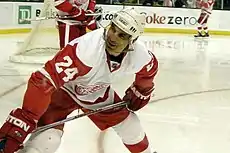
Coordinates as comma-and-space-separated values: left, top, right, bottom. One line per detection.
194, 32, 204, 37
203, 32, 209, 37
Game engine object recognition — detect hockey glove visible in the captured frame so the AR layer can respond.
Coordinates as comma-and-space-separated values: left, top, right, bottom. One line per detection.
123, 84, 154, 111
84, 10, 95, 23
69, 7, 87, 21
0, 108, 36, 153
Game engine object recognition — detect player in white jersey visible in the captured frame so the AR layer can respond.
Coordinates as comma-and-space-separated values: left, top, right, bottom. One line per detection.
55, 0, 98, 49
0, 8, 158, 153
194, 0, 215, 37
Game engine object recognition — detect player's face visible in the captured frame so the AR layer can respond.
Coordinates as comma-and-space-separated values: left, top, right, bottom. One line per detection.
106, 23, 131, 56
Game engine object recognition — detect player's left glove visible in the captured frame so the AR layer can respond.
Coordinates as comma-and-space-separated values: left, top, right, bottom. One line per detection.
123, 83, 154, 111
86, 7, 103, 30
83, 10, 94, 24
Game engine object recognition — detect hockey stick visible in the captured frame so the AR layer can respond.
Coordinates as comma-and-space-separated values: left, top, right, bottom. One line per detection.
18, 13, 104, 25
56, 19, 85, 25
21, 13, 100, 20
20, 12, 106, 22
33, 101, 128, 134
19, 16, 90, 26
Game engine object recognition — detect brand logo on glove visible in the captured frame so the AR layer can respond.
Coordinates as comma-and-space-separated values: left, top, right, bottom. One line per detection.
6, 115, 30, 132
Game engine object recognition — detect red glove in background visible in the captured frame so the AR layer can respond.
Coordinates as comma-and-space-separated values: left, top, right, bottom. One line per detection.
70, 7, 87, 21
84, 10, 95, 23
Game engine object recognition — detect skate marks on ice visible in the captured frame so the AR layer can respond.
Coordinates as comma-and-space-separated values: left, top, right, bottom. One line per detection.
101, 35, 230, 153
100, 86, 230, 153
0, 33, 39, 123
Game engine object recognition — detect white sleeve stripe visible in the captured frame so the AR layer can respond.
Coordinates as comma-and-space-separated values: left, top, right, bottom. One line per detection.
74, 9, 82, 17
38, 68, 57, 89
86, 10, 94, 13
54, 0, 65, 6
64, 24, 70, 46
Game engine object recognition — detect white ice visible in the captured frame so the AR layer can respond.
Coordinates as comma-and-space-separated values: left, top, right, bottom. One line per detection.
0, 33, 230, 153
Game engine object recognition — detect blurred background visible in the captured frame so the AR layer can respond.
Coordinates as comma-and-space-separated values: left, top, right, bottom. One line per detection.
1, 0, 229, 11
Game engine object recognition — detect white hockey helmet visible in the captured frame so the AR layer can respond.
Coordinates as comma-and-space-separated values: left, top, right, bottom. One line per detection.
111, 8, 146, 40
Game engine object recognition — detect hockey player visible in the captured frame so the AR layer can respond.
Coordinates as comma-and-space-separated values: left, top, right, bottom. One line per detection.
0, 8, 158, 153
194, 0, 215, 37
55, 0, 98, 49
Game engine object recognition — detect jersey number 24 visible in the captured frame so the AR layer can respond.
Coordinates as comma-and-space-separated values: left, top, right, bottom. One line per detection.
55, 56, 78, 82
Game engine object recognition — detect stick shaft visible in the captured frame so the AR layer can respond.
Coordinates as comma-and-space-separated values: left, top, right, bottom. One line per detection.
34, 101, 127, 133
21, 13, 103, 21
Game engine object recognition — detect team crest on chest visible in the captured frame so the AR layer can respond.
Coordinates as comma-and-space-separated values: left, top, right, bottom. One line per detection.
75, 83, 109, 95
74, 0, 88, 5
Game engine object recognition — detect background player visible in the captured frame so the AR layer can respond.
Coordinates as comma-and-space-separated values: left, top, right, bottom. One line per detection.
194, 0, 215, 37
54, 0, 98, 49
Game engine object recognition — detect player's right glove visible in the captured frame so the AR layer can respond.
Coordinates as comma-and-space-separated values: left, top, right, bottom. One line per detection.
123, 84, 154, 112
0, 108, 36, 153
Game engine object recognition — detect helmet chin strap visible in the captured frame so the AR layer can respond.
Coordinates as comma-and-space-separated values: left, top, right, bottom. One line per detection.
124, 36, 138, 52
103, 26, 108, 37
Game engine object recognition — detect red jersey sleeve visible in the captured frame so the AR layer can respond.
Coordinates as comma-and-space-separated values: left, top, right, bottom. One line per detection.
134, 51, 158, 92
22, 43, 91, 120
201, 0, 214, 9
54, 0, 75, 13
87, 0, 96, 12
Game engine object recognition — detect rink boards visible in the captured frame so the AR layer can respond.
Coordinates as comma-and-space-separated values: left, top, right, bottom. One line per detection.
0, 2, 230, 35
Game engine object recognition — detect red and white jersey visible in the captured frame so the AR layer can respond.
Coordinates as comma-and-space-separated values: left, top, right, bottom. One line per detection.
54, 0, 95, 17
39, 28, 158, 110
200, 0, 215, 14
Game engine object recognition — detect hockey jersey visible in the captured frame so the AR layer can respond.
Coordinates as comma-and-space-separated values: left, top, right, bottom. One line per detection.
200, 0, 215, 14
54, 0, 95, 20
39, 28, 158, 110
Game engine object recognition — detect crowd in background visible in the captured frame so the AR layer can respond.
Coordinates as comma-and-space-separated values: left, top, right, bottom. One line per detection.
0, 0, 230, 10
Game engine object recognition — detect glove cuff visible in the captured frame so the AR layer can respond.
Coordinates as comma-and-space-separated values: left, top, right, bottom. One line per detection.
130, 84, 154, 100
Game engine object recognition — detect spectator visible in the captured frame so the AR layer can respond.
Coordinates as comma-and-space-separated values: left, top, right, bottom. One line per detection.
163, 0, 173, 6
174, 0, 187, 7
143, 0, 154, 6
97, 0, 110, 4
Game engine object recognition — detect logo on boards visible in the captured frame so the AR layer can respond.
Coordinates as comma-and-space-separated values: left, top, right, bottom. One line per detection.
18, 5, 31, 24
